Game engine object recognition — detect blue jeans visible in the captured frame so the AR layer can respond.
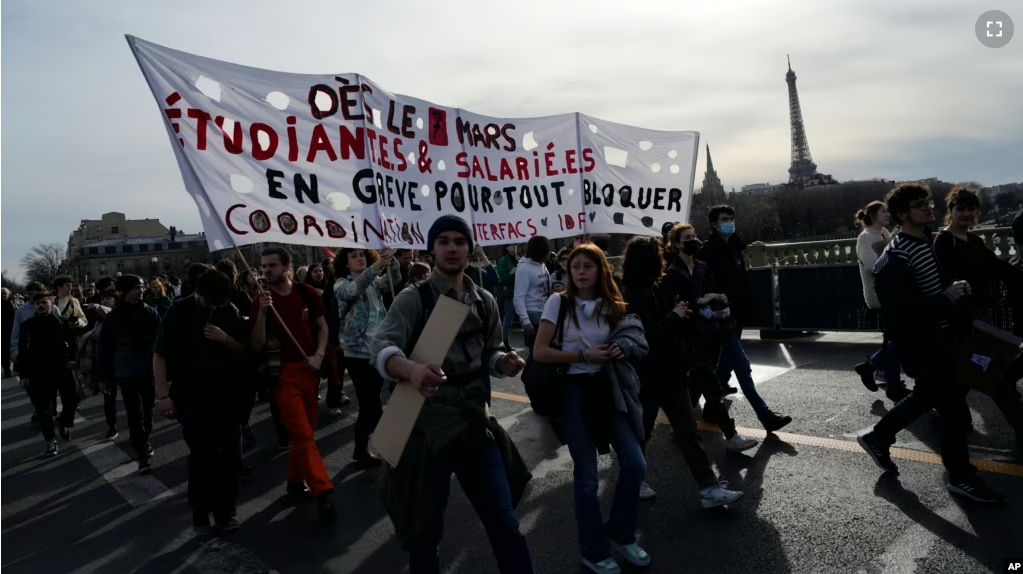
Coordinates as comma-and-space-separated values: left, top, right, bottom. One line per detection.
559, 379, 646, 563
408, 442, 534, 574
526, 310, 543, 353
715, 331, 770, 416
502, 298, 515, 345
870, 338, 906, 391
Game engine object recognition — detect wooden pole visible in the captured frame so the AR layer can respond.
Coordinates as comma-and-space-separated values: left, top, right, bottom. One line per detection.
234, 247, 304, 356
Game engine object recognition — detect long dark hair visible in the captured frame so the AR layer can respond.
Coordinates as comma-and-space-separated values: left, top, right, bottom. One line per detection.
304, 263, 326, 290
854, 201, 886, 229
563, 244, 626, 329
524, 236, 550, 261
621, 236, 663, 289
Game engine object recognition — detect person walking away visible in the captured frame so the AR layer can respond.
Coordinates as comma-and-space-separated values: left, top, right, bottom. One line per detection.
532, 243, 650, 573
514, 236, 552, 352
154, 270, 250, 534
144, 279, 174, 317
933, 186, 1023, 449
857, 183, 1005, 502
3, 288, 16, 378
852, 202, 910, 401
98, 275, 162, 473
406, 263, 431, 285
496, 244, 519, 352
250, 247, 337, 521
669, 224, 792, 433
621, 236, 751, 504
371, 215, 534, 573
334, 246, 401, 464
18, 291, 80, 457
177, 263, 212, 303
697, 205, 753, 395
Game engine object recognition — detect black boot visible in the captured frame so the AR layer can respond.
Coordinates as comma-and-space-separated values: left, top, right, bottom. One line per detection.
759, 411, 792, 433
353, 447, 383, 467
318, 492, 337, 523
854, 358, 879, 392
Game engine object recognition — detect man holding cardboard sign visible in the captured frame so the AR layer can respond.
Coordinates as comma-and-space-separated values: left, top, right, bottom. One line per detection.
371, 215, 535, 573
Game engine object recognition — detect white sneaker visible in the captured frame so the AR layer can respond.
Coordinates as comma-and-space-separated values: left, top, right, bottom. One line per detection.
582, 557, 621, 574
725, 434, 759, 453
700, 480, 745, 508
328, 407, 344, 417
639, 480, 657, 501
339, 392, 352, 405
609, 540, 651, 567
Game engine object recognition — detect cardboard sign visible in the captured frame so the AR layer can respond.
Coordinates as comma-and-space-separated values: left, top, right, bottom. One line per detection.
370, 295, 470, 466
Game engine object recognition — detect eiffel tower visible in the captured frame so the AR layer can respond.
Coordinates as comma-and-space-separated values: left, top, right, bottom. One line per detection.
785, 56, 831, 186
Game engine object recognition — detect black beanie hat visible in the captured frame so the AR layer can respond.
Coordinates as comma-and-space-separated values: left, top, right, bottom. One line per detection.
427, 215, 473, 253
115, 274, 145, 294
661, 221, 678, 237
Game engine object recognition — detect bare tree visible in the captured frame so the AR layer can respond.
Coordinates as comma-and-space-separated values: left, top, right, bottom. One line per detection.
2, 269, 23, 294
20, 243, 69, 286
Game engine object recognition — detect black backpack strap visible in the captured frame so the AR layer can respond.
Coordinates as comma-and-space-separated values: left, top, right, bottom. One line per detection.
403, 281, 436, 356
294, 282, 314, 308
551, 294, 569, 349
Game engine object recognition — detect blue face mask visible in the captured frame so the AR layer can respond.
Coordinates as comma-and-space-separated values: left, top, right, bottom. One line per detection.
719, 222, 736, 237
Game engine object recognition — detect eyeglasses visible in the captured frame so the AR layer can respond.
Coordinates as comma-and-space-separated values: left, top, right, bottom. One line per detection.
908, 200, 935, 210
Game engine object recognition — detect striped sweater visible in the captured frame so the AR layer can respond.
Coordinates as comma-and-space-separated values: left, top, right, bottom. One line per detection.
873, 232, 964, 378
874, 232, 950, 329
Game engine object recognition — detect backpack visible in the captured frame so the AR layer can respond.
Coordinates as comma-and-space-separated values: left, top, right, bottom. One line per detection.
521, 294, 569, 416
403, 281, 492, 372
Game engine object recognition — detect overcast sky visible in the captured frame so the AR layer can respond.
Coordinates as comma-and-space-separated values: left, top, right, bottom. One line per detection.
2, 0, 1020, 279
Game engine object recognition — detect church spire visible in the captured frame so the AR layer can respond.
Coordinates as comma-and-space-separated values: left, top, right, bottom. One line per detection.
701, 143, 726, 205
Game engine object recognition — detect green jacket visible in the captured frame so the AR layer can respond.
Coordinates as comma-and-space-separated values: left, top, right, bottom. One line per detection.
496, 255, 518, 297
377, 392, 532, 550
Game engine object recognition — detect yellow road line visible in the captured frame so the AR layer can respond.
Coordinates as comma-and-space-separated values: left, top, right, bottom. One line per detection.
492, 391, 532, 404
488, 391, 1023, 478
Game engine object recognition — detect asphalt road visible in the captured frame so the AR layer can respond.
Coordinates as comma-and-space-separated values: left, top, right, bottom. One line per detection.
2, 335, 1022, 574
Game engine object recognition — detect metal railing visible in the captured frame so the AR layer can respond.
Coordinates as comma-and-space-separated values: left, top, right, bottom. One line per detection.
745, 227, 1017, 268
607, 227, 1018, 334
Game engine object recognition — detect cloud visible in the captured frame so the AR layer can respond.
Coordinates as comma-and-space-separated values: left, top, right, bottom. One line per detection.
2, 0, 1020, 279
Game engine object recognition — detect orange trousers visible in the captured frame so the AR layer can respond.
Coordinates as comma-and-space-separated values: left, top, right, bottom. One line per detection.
276, 362, 333, 496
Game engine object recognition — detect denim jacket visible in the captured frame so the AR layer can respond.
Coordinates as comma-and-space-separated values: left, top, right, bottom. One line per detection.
334, 258, 402, 359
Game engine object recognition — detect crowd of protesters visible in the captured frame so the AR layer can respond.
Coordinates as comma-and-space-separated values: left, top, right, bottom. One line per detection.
2, 182, 1021, 573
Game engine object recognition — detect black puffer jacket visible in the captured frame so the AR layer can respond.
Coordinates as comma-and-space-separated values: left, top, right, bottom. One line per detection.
697, 232, 751, 324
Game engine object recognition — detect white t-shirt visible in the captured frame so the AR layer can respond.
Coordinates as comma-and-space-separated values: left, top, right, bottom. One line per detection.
540, 294, 611, 375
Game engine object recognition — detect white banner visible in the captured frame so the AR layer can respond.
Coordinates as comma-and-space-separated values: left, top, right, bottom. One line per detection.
127, 36, 699, 251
